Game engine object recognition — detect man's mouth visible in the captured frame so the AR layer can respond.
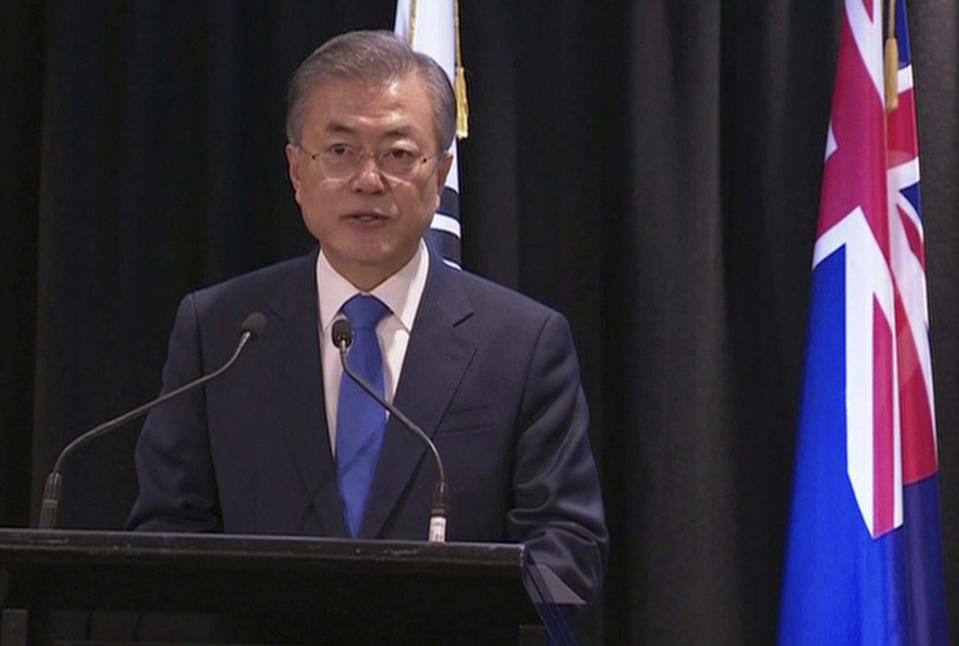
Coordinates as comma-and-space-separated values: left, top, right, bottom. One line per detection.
344, 211, 389, 223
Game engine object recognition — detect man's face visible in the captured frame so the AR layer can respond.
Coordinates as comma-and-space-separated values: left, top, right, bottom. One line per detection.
285, 74, 453, 290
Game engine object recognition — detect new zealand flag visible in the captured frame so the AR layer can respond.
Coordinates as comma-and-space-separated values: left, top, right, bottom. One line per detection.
778, 1, 949, 643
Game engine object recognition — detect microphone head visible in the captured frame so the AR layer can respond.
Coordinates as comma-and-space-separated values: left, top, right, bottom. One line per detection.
240, 312, 267, 341
331, 319, 353, 349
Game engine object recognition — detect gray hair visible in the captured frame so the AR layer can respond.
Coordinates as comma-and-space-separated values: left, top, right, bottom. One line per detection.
286, 30, 456, 153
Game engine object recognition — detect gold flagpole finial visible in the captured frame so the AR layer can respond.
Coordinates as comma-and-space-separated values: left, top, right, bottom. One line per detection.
454, 0, 469, 139
884, 0, 899, 111
406, 0, 417, 45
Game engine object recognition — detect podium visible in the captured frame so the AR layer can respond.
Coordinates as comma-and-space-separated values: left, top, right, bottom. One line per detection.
0, 529, 572, 645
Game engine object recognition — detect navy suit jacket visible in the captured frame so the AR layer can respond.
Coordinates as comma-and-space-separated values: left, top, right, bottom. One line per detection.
128, 247, 607, 602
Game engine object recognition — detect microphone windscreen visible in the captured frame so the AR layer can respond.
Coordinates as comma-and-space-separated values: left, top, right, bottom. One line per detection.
331, 319, 353, 348
241, 312, 267, 340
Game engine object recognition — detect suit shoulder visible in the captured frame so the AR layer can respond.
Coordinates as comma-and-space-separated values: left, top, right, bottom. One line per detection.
180, 252, 315, 332
189, 253, 312, 304
453, 268, 564, 326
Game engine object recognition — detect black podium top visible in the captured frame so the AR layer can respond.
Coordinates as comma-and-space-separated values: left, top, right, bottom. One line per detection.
0, 529, 554, 645
0, 528, 526, 576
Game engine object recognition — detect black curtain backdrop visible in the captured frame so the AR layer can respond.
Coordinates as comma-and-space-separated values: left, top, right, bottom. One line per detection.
2, 1, 957, 644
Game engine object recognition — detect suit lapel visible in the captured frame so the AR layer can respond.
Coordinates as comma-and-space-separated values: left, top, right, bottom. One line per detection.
359, 252, 476, 538
266, 251, 347, 537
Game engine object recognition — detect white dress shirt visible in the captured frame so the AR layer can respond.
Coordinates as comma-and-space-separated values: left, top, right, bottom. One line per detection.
316, 240, 430, 454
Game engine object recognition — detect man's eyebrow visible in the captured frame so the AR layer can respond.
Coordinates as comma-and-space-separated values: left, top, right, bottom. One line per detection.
324, 121, 356, 135
322, 121, 418, 140
381, 126, 417, 139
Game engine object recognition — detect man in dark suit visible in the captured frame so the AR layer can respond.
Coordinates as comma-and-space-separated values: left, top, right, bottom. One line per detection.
127, 30, 607, 604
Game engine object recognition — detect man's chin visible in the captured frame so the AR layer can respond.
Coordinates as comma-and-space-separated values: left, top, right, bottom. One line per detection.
325, 245, 416, 289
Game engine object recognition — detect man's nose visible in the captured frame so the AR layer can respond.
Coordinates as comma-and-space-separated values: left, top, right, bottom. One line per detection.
350, 155, 386, 192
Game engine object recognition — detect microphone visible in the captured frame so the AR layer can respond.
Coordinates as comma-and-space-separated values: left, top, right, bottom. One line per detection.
37, 312, 267, 530
331, 318, 449, 542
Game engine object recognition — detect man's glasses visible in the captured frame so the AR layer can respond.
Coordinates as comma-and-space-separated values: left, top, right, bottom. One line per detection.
298, 143, 438, 181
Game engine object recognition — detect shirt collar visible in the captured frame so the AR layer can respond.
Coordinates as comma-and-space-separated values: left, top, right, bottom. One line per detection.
316, 239, 429, 333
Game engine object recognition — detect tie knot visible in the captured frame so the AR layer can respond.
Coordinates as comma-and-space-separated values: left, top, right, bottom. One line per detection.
342, 294, 389, 330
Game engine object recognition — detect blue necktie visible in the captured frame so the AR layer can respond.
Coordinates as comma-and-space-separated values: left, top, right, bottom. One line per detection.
335, 294, 390, 537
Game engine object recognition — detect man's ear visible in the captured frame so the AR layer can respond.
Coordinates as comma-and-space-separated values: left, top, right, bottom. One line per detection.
434, 150, 454, 194
285, 144, 303, 204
